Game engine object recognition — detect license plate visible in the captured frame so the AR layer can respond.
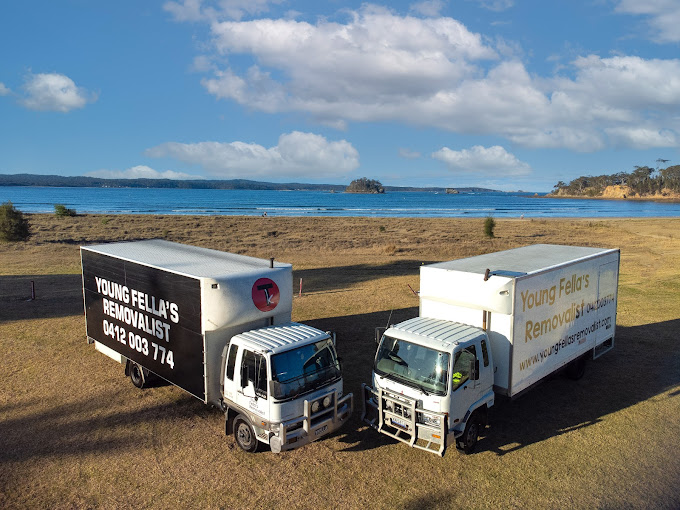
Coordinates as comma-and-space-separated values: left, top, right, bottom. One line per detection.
314, 424, 328, 436
391, 417, 408, 430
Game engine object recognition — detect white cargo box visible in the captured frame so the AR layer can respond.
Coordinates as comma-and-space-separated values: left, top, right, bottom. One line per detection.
419, 244, 619, 397
82, 239, 293, 404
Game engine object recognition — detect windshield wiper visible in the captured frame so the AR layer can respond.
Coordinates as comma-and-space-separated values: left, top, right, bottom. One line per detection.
379, 371, 431, 396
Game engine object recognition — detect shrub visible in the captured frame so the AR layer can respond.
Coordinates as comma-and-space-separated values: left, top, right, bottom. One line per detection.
0, 201, 31, 241
54, 204, 76, 217
484, 216, 496, 238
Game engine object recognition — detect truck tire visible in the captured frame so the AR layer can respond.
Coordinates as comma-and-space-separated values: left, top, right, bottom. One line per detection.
233, 414, 258, 453
128, 361, 146, 389
456, 410, 482, 454
567, 355, 587, 380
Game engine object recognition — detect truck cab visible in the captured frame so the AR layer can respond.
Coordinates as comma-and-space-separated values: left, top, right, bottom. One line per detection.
222, 323, 353, 453
362, 317, 494, 456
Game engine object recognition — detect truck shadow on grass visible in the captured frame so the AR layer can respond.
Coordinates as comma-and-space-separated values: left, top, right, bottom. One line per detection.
0, 274, 84, 322
0, 389, 212, 466
307, 310, 680, 456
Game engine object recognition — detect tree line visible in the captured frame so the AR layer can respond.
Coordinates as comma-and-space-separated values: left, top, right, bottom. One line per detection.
552, 163, 680, 197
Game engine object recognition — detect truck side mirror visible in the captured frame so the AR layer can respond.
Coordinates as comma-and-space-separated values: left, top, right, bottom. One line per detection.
375, 327, 386, 344
326, 331, 337, 346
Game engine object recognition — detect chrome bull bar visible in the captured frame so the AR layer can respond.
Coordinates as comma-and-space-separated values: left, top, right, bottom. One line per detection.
277, 389, 353, 450
361, 383, 447, 456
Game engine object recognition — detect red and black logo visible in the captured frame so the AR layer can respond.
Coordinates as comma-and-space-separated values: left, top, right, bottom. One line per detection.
252, 278, 280, 312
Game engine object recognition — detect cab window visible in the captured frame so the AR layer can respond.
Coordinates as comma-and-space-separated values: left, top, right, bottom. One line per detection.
241, 350, 268, 399
225, 344, 238, 381
451, 346, 477, 391
480, 339, 489, 367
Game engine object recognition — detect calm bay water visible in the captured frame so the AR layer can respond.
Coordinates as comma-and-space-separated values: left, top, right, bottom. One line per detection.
1, 186, 680, 218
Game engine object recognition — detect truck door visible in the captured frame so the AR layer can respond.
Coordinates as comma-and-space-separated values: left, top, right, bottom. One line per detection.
234, 348, 269, 419
222, 343, 238, 402
449, 343, 483, 429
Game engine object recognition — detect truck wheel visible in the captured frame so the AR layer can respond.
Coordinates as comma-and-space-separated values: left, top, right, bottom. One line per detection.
129, 361, 145, 389
457, 411, 481, 454
234, 414, 258, 453
567, 355, 587, 380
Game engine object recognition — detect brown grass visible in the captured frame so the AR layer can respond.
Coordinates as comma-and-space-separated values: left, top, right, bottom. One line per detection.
1, 214, 679, 509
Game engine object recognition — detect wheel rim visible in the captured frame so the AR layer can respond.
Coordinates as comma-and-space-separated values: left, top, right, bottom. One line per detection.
237, 422, 252, 447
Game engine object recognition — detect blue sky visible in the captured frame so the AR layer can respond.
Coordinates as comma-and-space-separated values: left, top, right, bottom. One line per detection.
1, 0, 679, 192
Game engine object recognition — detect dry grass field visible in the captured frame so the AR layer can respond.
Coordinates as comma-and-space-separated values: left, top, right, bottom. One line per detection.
1, 214, 679, 509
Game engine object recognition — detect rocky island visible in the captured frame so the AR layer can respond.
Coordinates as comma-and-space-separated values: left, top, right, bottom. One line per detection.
345, 177, 385, 194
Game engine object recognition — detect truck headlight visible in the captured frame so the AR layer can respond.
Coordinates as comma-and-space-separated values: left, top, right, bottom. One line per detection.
323, 395, 332, 408
311, 401, 320, 413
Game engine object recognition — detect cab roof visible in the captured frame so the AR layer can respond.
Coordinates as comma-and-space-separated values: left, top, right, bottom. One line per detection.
387, 317, 484, 352
233, 322, 329, 354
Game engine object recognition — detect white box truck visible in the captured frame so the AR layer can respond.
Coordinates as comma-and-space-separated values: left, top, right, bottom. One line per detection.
82, 239, 352, 453
362, 244, 619, 456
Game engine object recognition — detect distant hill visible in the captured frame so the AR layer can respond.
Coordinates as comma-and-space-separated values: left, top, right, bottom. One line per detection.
0, 173, 499, 193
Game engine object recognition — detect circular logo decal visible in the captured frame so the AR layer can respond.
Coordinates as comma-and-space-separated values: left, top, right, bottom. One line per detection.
252, 278, 280, 312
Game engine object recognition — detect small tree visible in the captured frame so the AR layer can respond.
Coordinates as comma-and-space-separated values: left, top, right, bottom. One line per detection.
0, 201, 31, 241
484, 216, 496, 238
54, 204, 76, 217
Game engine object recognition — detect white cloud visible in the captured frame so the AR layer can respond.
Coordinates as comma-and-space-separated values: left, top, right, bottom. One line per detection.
145, 131, 359, 178
0, 82, 10, 96
616, 0, 680, 43
204, 6, 497, 121
604, 127, 677, 149
87, 165, 201, 180
21, 73, 96, 112
432, 145, 531, 176
180, 6, 680, 152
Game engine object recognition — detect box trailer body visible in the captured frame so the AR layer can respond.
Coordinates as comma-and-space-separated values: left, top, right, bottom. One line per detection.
82, 239, 352, 453
362, 244, 619, 455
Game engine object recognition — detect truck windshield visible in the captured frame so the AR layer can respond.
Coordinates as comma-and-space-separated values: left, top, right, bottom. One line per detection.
374, 335, 449, 396
270, 338, 341, 401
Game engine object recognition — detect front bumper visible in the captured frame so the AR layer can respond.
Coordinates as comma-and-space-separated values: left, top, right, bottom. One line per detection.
361, 383, 447, 456
270, 389, 353, 453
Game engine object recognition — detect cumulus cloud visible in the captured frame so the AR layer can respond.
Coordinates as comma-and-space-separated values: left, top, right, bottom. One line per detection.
145, 131, 359, 178
0, 82, 10, 96
604, 127, 677, 149
432, 145, 531, 176
203, 6, 497, 120
179, 5, 680, 152
616, 0, 680, 43
21, 73, 96, 112
87, 165, 201, 180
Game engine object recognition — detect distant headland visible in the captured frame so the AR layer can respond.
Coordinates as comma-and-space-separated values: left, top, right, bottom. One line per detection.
0, 173, 499, 193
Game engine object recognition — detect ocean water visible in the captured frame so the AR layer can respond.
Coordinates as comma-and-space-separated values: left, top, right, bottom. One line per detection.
1, 186, 680, 218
